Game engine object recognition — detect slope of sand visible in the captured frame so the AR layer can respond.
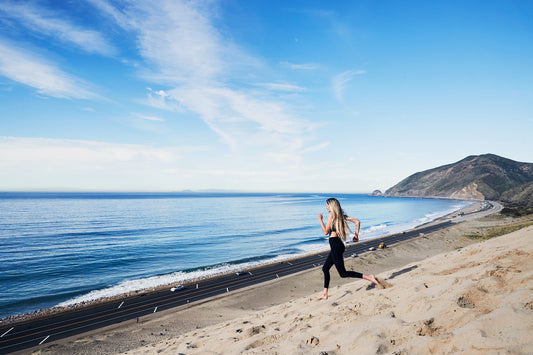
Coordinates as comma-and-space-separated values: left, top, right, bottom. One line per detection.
117, 225, 533, 354
28, 206, 533, 355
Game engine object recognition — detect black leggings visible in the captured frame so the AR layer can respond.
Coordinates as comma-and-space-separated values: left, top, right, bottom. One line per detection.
322, 237, 363, 288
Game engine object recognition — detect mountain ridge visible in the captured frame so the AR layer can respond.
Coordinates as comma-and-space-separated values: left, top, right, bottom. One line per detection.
384, 154, 533, 206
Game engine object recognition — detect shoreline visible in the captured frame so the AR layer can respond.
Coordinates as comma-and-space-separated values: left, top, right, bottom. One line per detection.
0, 200, 484, 328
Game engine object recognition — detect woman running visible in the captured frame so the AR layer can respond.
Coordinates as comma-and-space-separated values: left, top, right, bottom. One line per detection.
316, 198, 379, 300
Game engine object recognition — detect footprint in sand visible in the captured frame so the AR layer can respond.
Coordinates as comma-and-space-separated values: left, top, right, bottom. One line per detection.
377, 278, 392, 289
366, 278, 392, 290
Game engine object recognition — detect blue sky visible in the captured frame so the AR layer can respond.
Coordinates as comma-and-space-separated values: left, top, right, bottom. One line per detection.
0, 0, 531, 192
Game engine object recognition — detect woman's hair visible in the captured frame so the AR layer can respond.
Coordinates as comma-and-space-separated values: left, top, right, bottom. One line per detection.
326, 198, 352, 241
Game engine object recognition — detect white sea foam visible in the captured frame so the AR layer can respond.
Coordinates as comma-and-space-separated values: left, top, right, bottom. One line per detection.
56, 251, 328, 308
415, 212, 440, 224
296, 240, 330, 254
364, 224, 388, 233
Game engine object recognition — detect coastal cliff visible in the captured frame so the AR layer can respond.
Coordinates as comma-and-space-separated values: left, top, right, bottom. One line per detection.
384, 154, 533, 204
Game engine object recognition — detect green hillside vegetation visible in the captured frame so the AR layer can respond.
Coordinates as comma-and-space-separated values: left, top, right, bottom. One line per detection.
467, 219, 533, 240
500, 181, 533, 206
499, 181, 533, 216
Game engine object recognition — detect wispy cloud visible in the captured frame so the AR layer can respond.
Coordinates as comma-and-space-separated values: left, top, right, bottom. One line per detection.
144, 88, 184, 112
86, 0, 133, 30
280, 61, 319, 70
0, 1, 116, 56
137, 114, 165, 122
301, 142, 330, 154
92, 0, 232, 84
93, 0, 319, 161
0, 39, 98, 99
256, 82, 307, 92
168, 85, 310, 156
332, 69, 365, 103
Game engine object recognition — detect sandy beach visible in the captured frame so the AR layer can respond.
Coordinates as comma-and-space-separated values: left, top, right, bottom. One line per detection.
23, 203, 532, 355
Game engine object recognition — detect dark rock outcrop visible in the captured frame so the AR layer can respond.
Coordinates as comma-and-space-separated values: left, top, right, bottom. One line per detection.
370, 190, 383, 196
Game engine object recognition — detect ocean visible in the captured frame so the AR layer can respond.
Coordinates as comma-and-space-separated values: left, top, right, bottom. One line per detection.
0, 192, 471, 319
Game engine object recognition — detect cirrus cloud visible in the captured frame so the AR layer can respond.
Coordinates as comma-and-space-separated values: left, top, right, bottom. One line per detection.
0, 0, 117, 56
92, 0, 321, 161
0, 39, 98, 99
332, 69, 365, 103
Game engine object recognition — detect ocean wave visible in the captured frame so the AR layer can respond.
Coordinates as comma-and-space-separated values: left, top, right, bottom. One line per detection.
415, 212, 441, 224
363, 224, 388, 233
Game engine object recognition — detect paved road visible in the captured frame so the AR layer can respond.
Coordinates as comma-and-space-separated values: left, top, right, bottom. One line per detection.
454, 200, 502, 222
0, 201, 499, 354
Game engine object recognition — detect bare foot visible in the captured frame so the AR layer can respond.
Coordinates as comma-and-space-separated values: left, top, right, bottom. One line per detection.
315, 291, 328, 300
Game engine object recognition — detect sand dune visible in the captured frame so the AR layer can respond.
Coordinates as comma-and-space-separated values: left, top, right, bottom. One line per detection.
122, 226, 533, 355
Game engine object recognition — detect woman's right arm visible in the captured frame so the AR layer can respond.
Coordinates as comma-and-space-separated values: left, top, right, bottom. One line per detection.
318, 213, 332, 235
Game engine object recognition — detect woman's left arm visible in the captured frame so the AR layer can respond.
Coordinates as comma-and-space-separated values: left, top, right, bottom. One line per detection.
346, 216, 360, 242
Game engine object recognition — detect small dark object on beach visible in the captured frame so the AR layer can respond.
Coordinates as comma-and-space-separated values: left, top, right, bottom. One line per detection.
307, 336, 319, 346
389, 265, 418, 279
457, 296, 475, 309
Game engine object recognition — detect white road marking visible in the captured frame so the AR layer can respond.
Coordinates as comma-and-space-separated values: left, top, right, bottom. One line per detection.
276, 274, 279, 278
118, 301, 124, 309
226, 288, 229, 293
196, 284, 199, 289
39, 335, 50, 345
153, 307, 158, 313
1, 327, 13, 337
